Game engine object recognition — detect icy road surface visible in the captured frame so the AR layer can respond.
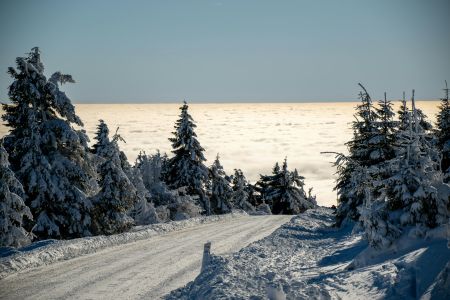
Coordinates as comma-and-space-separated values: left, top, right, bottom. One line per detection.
0, 215, 291, 300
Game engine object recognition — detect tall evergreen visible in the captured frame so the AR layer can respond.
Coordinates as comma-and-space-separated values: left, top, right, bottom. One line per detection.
369, 93, 398, 198
0, 140, 33, 247
435, 81, 450, 182
164, 101, 210, 214
1, 48, 96, 239
385, 91, 448, 227
373, 93, 397, 162
91, 120, 136, 234
335, 84, 380, 225
209, 154, 232, 214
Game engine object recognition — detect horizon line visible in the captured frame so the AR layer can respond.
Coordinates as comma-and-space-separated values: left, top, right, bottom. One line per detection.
0, 98, 442, 106
70, 98, 441, 104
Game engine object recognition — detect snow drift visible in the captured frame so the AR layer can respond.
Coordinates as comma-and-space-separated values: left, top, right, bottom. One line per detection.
167, 208, 450, 299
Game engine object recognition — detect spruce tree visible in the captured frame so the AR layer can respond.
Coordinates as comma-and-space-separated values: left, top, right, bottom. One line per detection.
373, 93, 397, 162
128, 165, 160, 225
230, 169, 255, 212
209, 154, 232, 214
91, 120, 136, 234
397, 92, 409, 131
164, 101, 210, 214
116, 149, 158, 224
399, 91, 433, 132
128, 163, 159, 225
335, 84, 380, 225
135, 150, 180, 210
0, 140, 33, 247
358, 198, 401, 249
369, 93, 398, 198
256, 162, 281, 210
258, 159, 315, 214
2, 48, 96, 239
385, 91, 448, 228
435, 81, 450, 182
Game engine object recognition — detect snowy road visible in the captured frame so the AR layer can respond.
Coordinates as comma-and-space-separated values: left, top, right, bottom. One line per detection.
0, 215, 291, 300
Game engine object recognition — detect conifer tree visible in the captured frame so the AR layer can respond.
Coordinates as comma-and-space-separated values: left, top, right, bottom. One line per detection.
385, 91, 448, 227
128, 164, 159, 225
258, 159, 315, 214
0, 140, 33, 247
373, 93, 397, 162
116, 149, 158, 224
358, 197, 401, 249
230, 169, 255, 212
335, 84, 380, 225
255, 162, 283, 211
164, 101, 210, 214
435, 81, 450, 182
209, 154, 232, 214
91, 120, 136, 234
397, 92, 409, 131
135, 150, 181, 211
369, 93, 398, 198
2, 48, 96, 239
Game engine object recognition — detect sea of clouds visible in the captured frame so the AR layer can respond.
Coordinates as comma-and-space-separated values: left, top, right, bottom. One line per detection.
0, 102, 440, 206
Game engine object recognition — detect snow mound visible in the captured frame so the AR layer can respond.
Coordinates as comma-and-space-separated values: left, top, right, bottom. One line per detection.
0, 211, 247, 280
166, 208, 450, 299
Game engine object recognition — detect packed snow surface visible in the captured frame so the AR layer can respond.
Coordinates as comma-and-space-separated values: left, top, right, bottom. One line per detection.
0, 213, 291, 299
168, 208, 450, 299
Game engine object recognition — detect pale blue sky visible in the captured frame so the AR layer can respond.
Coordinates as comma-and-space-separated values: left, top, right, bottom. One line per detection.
0, 0, 449, 103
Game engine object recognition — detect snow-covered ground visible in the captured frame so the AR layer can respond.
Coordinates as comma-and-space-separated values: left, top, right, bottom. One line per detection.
0, 213, 291, 299
167, 208, 450, 299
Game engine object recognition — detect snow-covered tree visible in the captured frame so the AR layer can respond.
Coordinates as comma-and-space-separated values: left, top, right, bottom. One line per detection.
398, 92, 432, 132
136, 151, 174, 207
209, 154, 232, 214
91, 120, 136, 234
0, 140, 33, 247
230, 169, 255, 212
335, 84, 380, 225
359, 199, 401, 249
385, 91, 449, 228
373, 93, 397, 162
164, 101, 210, 214
134, 151, 201, 221
128, 166, 159, 225
332, 154, 363, 225
257, 159, 315, 214
256, 162, 281, 209
91, 120, 110, 157
397, 92, 409, 132
116, 149, 158, 225
368, 93, 399, 199
166, 187, 203, 221
435, 81, 450, 182
1, 47, 97, 239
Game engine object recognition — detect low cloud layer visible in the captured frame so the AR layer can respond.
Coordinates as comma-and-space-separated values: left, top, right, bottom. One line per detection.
0, 102, 440, 206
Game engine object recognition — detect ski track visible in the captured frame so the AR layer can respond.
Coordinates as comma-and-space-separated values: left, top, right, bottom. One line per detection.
0, 215, 291, 300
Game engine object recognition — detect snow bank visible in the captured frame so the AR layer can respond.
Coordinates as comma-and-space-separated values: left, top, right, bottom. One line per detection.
166, 208, 450, 299
0, 211, 247, 280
